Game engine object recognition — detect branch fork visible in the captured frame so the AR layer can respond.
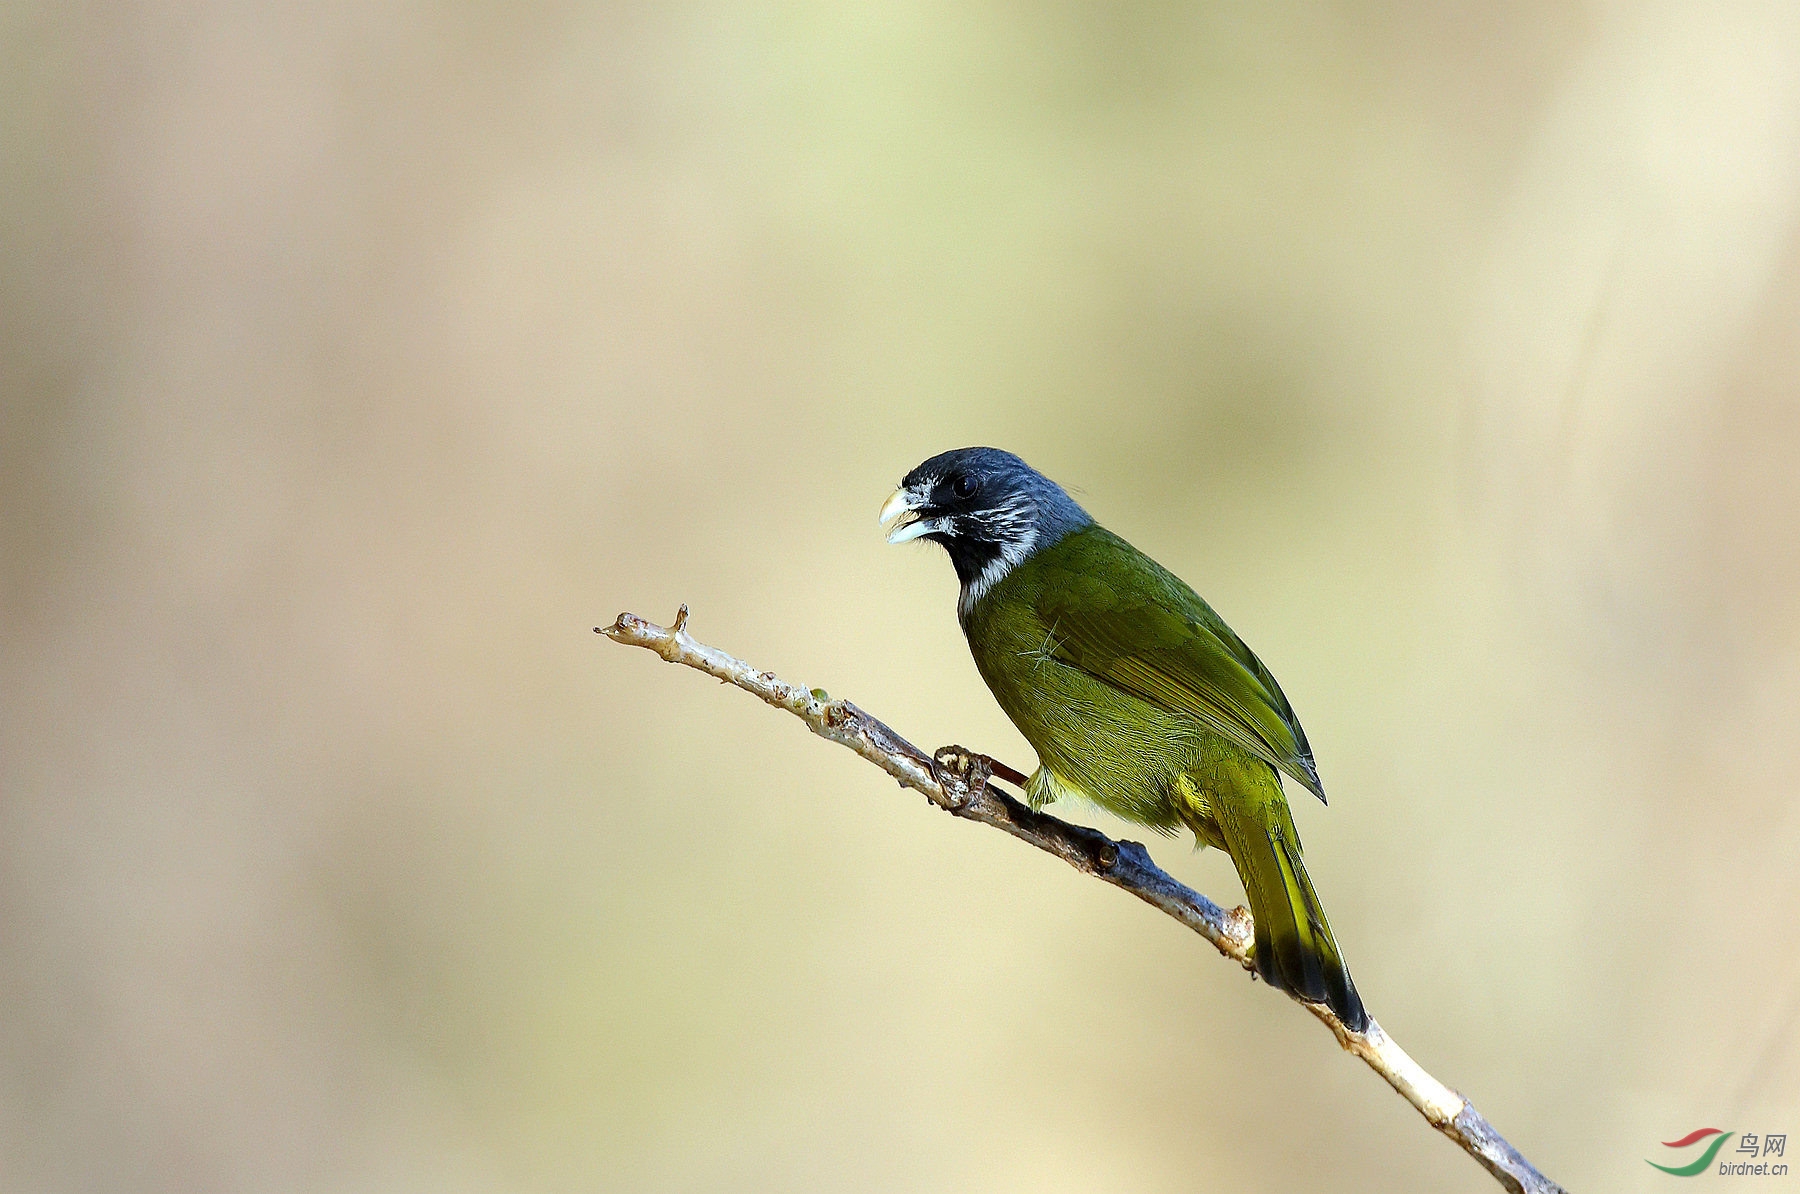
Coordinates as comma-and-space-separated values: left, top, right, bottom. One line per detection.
597, 607, 1566, 1194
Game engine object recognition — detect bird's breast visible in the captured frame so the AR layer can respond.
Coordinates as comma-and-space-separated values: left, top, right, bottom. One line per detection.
962, 599, 1197, 828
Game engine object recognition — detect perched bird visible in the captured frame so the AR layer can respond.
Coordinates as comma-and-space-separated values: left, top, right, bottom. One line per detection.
881, 447, 1366, 1031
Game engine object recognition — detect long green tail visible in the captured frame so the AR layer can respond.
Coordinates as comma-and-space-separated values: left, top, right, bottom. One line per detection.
1212, 788, 1367, 1032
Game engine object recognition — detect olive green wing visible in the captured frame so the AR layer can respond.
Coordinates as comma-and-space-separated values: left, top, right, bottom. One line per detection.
1034, 536, 1326, 803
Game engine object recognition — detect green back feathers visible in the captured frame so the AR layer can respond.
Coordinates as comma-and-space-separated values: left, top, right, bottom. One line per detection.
1005, 526, 1326, 803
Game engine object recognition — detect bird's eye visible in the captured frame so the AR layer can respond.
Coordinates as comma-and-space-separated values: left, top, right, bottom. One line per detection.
951, 474, 978, 499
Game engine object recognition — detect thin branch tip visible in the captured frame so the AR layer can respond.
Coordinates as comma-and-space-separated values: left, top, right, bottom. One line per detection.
597, 608, 1566, 1194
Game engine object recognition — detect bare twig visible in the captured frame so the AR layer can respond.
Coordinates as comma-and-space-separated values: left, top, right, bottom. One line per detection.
597, 607, 1567, 1194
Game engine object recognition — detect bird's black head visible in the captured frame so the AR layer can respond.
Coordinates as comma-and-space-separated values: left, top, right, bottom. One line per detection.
880, 447, 1092, 611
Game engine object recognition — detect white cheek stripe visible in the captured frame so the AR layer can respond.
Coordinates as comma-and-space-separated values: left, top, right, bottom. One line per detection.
958, 524, 1038, 619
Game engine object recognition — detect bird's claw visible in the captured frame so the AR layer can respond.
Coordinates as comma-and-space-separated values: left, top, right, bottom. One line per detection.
1228, 906, 1257, 963
931, 744, 993, 810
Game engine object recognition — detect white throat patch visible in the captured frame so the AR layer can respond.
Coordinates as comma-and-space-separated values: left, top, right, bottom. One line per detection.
957, 498, 1038, 621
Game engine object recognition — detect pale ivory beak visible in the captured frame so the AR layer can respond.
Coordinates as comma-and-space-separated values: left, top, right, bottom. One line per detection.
879, 487, 936, 543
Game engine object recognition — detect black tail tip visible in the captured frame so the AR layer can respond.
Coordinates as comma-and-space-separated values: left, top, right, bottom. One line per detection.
1256, 950, 1369, 1033
1320, 966, 1368, 1034
1333, 988, 1370, 1034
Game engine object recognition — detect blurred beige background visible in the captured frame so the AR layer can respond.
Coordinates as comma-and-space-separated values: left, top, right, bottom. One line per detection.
5, 3, 1800, 1191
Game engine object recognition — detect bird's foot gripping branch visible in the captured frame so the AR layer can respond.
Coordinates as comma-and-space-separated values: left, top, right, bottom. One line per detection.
597, 607, 1567, 1194
929, 744, 996, 810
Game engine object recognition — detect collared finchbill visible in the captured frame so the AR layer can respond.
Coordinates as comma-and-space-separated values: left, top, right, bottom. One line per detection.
879, 446, 1367, 1032
879, 486, 941, 544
